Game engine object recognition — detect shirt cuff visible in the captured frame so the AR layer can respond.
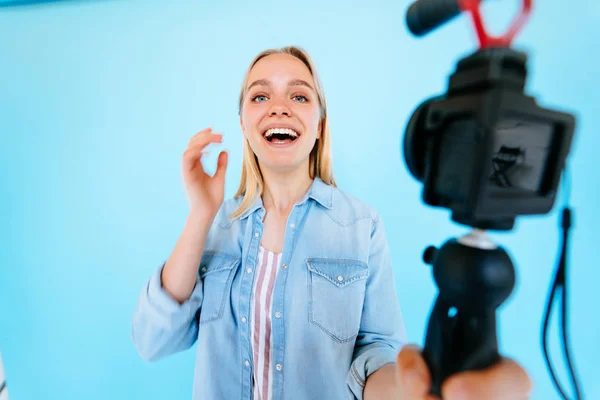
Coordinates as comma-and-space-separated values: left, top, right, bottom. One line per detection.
346, 344, 399, 400
144, 263, 204, 325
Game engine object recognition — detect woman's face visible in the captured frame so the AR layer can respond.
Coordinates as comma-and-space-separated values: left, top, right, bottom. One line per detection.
240, 53, 322, 174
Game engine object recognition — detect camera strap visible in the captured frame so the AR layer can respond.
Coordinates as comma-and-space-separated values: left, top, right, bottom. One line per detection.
542, 167, 582, 400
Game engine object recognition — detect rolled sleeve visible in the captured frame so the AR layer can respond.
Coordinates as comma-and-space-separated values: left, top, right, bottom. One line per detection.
146, 264, 203, 323
348, 343, 399, 396
346, 212, 407, 399
131, 264, 204, 362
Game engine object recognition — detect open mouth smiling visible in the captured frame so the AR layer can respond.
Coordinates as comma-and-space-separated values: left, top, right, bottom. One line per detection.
262, 127, 300, 144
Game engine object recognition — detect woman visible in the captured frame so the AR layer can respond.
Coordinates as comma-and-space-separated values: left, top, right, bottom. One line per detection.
132, 46, 532, 400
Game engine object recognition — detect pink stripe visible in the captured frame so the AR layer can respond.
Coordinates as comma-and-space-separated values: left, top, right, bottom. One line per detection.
262, 253, 279, 398
252, 248, 269, 400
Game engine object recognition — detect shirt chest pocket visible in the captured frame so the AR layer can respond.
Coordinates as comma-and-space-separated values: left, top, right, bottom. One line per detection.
198, 252, 240, 325
306, 258, 369, 343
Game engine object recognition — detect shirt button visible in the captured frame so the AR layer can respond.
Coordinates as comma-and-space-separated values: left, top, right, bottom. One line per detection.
201, 267, 207, 273
337, 275, 344, 282
255, 232, 259, 237
247, 268, 253, 274
282, 264, 287, 269
290, 223, 295, 228
275, 312, 281, 318
245, 360, 250, 367
241, 317, 247, 323
276, 364, 282, 371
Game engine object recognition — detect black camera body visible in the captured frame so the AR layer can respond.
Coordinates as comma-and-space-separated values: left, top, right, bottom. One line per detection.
404, 47, 576, 230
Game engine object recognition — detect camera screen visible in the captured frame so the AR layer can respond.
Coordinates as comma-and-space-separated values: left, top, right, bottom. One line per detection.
488, 118, 554, 193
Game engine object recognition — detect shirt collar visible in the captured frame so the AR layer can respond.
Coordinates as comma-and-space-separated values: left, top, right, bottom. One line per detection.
304, 176, 334, 210
238, 177, 334, 220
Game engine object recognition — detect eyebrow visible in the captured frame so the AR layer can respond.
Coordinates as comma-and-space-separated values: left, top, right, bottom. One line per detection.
247, 79, 315, 92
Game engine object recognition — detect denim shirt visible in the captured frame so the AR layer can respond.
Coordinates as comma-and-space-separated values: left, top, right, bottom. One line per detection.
132, 177, 407, 400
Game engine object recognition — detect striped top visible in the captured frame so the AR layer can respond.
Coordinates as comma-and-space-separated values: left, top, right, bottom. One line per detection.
250, 245, 282, 400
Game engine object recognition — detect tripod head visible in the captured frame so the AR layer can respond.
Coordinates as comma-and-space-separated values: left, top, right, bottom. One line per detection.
403, 0, 582, 398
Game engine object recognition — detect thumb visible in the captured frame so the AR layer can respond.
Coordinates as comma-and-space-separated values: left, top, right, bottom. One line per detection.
396, 345, 438, 400
214, 151, 228, 181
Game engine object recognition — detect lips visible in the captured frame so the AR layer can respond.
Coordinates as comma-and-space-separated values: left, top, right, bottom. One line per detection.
264, 128, 299, 141
260, 128, 298, 148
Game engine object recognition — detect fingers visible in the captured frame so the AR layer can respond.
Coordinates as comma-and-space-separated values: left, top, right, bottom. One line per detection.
183, 128, 224, 172
397, 345, 439, 399
214, 151, 228, 181
188, 128, 223, 148
442, 357, 532, 400
188, 127, 213, 143
183, 143, 208, 172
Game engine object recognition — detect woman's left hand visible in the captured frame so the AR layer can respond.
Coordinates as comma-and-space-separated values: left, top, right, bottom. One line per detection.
394, 344, 533, 400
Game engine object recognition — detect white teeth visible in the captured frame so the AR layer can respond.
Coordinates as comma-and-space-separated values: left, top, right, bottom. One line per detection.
264, 128, 299, 138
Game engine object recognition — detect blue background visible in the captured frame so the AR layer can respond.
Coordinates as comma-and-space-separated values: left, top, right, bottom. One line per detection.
0, 0, 598, 399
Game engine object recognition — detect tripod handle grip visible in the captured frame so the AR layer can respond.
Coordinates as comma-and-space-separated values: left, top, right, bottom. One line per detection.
420, 238, 515, 397
422, 297, 501, 396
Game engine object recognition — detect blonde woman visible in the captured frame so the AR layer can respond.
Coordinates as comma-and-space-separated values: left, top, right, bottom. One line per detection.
132, 46, 531, 400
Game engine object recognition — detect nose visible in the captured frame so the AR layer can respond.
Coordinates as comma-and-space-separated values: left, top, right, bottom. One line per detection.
269, 100, 292, 117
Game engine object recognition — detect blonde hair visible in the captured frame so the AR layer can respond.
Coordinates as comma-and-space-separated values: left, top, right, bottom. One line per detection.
230, 46, 336, 219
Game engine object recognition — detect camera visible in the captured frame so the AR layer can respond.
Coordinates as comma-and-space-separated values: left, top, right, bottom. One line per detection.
403, 46, 576, 231
403, 0, 582, 398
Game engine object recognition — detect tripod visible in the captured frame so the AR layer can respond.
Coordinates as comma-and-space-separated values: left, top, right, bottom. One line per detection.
420, 229, 516, 396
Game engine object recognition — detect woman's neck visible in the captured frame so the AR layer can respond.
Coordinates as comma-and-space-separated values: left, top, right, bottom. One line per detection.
261, 167, 313, 215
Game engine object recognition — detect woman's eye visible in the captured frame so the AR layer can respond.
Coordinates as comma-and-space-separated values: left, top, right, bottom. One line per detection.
252, 95, 268, 102
293, 95, 308, 102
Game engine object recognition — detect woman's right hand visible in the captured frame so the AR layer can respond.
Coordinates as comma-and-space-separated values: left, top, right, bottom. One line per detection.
182, 127, 228, 220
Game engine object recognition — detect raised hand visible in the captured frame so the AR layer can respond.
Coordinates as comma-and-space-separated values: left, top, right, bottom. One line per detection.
182, 127, 228, 219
